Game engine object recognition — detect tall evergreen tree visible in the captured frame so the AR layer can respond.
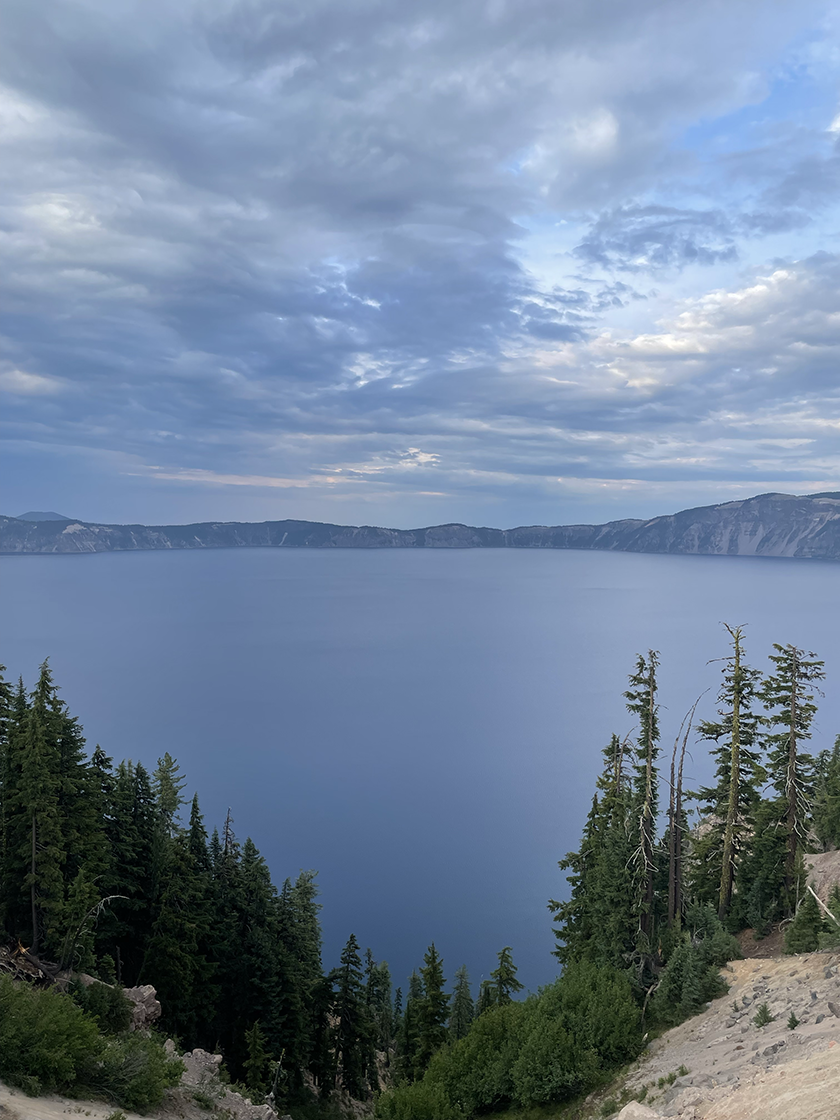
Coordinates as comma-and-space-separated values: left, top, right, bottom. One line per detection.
490, 946, 523, 1003
187, 794, 211, 872
396, 972, 423, 1082
690, 625, 764, 920
366, 955, 394, 1054
550, 735, 636, 968
475, 978, 496, 1015
274, 870, 324, 1099
333, 934, 371, 1098
153, 752, 187, 838
14, 663, 65, 953
761, 644, 825, 911
814, 738, 840, 850
105, 760, 157, 981
139, 834, 216, 1042
449, 965, 474, 1040
625, 651, 661, 951
243, 1021, 271, 1095
417, 943, 449, 1074
0, 676, 28, 937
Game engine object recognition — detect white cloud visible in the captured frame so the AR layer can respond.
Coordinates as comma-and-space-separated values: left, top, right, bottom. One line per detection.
0, 368, 65, 395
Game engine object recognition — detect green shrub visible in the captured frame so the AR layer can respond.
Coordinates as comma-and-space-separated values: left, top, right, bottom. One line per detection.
87, 1033, 184, 1111
71, 980, 132, 1034
0, 975, 102, 1094
425, 1002, 525, 1114
510, 1011, 597, 1106
374, 1079, 465, 1120
651, 908, 738, 1028
375, 962, 643, 1119
0, 977, 182, 1108
753, 1002, 774, 1028
784, 894, 823, 954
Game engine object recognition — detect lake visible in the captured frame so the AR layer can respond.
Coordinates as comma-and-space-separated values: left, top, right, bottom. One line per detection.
1, 547, 838, 993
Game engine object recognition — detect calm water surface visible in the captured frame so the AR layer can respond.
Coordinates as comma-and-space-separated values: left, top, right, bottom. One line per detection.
2, 547, 838, 991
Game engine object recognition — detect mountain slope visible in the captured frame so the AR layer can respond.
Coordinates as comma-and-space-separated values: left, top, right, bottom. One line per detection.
2, 492, 840, 559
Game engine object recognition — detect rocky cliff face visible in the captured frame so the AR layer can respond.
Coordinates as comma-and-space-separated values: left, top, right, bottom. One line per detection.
2, 492, 839, 559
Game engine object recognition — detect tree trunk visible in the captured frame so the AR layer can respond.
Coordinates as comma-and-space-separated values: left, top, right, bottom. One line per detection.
785, 664, 799, 905
718, 625, 742, 920
640, 673, 656, 940
667, 735, 678, 926
30, 813, 38, 954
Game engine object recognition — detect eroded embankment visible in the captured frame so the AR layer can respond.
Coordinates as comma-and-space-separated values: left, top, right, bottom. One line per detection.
611, 952, 840, 1120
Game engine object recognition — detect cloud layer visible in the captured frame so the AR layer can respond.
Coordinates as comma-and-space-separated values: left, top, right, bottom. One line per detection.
2, 0, 840, 525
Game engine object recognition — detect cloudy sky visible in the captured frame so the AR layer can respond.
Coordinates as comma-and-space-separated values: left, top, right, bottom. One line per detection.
3, 0, 840, 528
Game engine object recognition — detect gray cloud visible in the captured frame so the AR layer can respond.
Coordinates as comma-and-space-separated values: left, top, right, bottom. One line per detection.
1, 0, 838, 525
574, 205, 739, 271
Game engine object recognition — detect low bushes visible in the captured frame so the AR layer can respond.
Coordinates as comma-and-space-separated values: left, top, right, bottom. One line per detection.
0, 976, 183, 1108
650, 906, 740, 1027
375, 962, 642, 1120
0, 976, 101, 1095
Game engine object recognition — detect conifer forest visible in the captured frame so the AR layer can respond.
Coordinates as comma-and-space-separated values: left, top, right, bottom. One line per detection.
2, 626, 840, 1118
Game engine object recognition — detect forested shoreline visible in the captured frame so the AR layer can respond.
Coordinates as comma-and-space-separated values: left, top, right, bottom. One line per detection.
2, 628, 840, 1118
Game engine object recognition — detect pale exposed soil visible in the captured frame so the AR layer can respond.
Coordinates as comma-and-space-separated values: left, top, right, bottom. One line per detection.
613, 952, 840, 1120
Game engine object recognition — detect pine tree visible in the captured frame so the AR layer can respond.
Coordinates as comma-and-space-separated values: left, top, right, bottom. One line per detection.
761, 644, 825, 912
105, 761, 157, 981
814, 739, 840, 850
819, 884, 840, 949
333, 933, 371, 1098
625, 651, 661, 952
475, 978, 496, 1015
690, 625, 764, 920
187, 794, 211, 873
0, 676, 28, 937
449, 965, 474, 1040
153, 752, 187, 838
139, 834, 216, 1043
550, 735, 636, 968
731, 797, 787, 934
490, 946, 523, 1003
395, 972, 422, 1081
366, 956, 394, 1053
417, 943, 449, 1074
272, 868, 324, 1097
784, 892, 822, 954
243, 1021, 271, 1095
15, 663, 65, 954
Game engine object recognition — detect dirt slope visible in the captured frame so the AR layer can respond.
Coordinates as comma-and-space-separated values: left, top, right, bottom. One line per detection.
614, 952, 840, 1120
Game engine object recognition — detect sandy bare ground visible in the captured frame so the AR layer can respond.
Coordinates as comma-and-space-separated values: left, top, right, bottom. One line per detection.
614, 952, 840, 1120
0, 1084, 146, 1120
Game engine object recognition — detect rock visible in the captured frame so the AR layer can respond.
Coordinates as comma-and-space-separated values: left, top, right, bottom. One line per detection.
179, 1046, 224, 1088
828, 1001, 840, 1018
121, 983, 161, 1030
669, 1088, 705, 1109
688, 1074, 715, 1088
616, 1104, 662, 1119
816, 1013, 825, 1023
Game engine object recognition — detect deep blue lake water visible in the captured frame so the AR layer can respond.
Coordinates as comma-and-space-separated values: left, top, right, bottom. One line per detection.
1, 547, 838, 994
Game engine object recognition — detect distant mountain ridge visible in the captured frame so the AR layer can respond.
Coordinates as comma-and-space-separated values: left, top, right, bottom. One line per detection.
2, 492, 840, 559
